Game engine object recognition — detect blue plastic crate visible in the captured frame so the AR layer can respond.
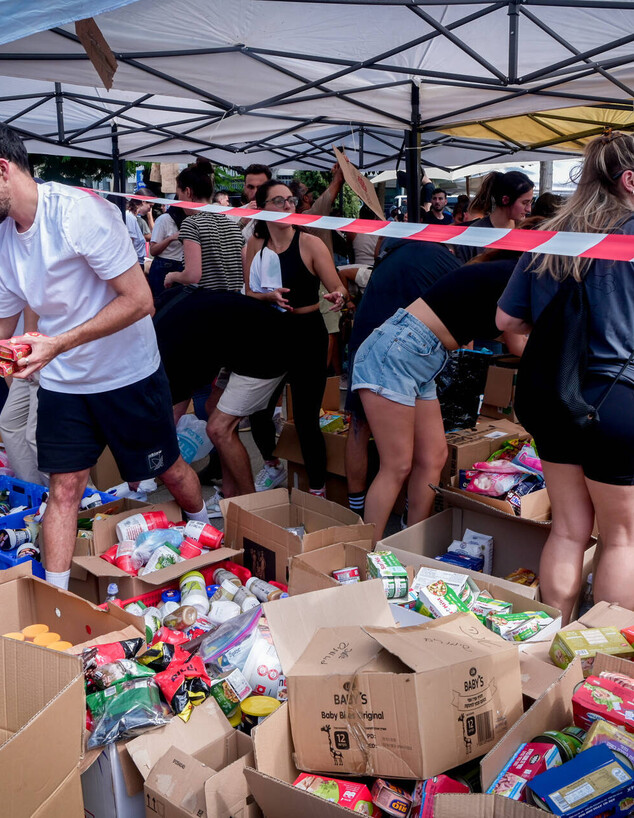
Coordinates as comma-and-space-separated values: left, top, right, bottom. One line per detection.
0, 475, 49, 529
0, 551, 45, 579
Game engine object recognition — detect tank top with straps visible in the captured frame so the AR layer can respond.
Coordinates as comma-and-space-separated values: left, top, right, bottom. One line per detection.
276, 230, 320, 309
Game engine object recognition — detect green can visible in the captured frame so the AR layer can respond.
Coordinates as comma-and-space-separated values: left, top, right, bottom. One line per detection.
531, 729, 582, 763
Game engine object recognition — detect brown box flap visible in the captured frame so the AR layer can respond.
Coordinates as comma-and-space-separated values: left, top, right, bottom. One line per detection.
435, 793, 543, 818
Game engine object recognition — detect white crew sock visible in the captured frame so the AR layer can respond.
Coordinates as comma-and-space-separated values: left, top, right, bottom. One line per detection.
45, 570, 71, 590
184, 504, 210, 524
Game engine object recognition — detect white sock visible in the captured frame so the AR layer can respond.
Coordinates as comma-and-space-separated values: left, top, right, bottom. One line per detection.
184, 504, 210, 524
45, 570, 71, 590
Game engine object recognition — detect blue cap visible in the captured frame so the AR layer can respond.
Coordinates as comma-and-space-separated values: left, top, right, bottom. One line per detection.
206, 584, 220, 598
161, 589, 181, 603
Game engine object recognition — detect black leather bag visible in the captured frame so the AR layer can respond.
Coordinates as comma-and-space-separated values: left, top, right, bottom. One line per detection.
515, 274, 633, 434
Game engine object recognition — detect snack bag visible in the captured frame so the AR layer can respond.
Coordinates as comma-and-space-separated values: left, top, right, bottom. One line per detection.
82, 638, 144, 675
86, 678, 168, 748
154, 654, 212, 722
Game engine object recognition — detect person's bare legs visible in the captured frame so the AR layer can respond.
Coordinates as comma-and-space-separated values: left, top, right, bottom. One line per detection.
345, 415, 371, 494
586, 479, 634, 610
538, 461, 595, 624
407, 398, 448, 526
43, 469, 90, 572
360, 390, 415, 543
159, 455, 204, 513
172, 399, 190, 425
207, 409, 254, 497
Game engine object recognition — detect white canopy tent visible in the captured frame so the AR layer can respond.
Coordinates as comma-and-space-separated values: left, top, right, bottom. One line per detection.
2, 0, 634, 203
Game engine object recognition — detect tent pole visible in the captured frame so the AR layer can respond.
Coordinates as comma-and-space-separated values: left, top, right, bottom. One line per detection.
111, 124, 126, 218
54, 82, 65, 142
539, 161, 553, 195
405, 81, 421, 223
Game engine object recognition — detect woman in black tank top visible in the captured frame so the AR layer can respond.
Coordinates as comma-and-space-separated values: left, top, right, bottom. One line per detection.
245, 181, 348, 493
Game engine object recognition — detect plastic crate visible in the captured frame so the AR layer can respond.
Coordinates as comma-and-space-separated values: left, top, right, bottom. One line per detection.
0, 551, 45, 579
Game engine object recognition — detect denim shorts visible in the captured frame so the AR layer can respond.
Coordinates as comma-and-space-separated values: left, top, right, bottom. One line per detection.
350, 309, 447, 406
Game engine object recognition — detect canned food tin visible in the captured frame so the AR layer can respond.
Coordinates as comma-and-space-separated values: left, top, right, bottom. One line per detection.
332, 566, 360, 584
240, 695, 282, 734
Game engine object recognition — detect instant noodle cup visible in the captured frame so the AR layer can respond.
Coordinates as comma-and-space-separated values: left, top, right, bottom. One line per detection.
183, 520, 223, 549
48, 641, 73, 651
2, 632, 25, 641
33, 632, 60, 647
22, 623, 49, 640
115, 511, 169, 543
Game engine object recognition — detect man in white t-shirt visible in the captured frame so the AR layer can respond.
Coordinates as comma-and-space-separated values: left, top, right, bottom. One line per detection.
0, 125, 209, 590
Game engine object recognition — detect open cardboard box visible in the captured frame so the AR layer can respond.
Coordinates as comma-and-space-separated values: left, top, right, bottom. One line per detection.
71, 497, 149, 603
220, 488, 366, 584
0, 634, 85, 818
442, 418, 529, 486
72, 500, 240, 599
90, 446, 124, 492
124, 698, 260, 818
288, 538, 373, 595
263, 581, 523, 780
480, 358, 520, 424
447, 474, 551, 522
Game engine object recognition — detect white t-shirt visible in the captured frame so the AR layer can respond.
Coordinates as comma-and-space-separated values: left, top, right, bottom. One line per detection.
150, 213, 183, 262
0, 182, 160, 394
126, 210, 146, 262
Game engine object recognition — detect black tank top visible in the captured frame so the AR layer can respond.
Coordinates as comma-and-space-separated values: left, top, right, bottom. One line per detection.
277, 230, 320, 309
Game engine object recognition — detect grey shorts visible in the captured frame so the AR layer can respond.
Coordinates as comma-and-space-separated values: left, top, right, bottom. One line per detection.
216, 373, 286, 417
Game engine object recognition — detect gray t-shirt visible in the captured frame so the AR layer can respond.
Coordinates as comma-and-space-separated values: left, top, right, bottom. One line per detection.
498, 218, 634, 385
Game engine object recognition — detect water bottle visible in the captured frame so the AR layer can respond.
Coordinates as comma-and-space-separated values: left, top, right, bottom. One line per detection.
105, 582, 119, 604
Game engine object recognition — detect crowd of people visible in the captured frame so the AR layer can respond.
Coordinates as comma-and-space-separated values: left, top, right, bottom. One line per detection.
0, 121, 632, 625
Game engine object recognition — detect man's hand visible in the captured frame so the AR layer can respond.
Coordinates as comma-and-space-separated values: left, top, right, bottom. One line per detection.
11, 332, 61, 379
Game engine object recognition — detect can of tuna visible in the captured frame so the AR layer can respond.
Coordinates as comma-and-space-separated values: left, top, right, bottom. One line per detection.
332, 566, 360, 584
382, 576, 409, 599
0, 527, 34, 551
531, 730, 580, 763
528, 791, 551, 812
240, 695, 282, 734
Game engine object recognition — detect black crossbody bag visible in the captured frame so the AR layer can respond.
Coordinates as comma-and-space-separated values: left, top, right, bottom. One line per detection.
514, 275, 634, 433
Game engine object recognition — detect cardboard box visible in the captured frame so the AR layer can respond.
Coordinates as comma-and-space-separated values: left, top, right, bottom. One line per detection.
288, 539, 374, 595
126, 699, 260, 818
221, 489, 364, 584
441, 418, 529, 486
0, 569, 141, 647
0, 635, 85, 818
266, 582, 523, 779
72, 500, 239, 599
81, 743, 145, 818
90, 446, 124, 492
481, 359, 520, 423
72, 498, 149, 603
378, 501, 553, 585
448, 475, 551, 522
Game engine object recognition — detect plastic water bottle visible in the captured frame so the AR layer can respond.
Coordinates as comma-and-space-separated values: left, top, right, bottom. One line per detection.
105, 582, 119, 604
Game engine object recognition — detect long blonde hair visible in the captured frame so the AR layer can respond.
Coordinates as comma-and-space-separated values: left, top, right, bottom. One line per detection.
535, 131, 634, 281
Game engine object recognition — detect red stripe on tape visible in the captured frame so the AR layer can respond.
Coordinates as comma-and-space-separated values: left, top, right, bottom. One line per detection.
340, 218, 390, 234
410, 224, 469, 242
276, 212, 323, 226
578, 233, 634, 261
486, 230, 558, 252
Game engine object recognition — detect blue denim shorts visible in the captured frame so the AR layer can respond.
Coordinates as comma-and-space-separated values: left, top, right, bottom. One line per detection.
350, 309, 447, 406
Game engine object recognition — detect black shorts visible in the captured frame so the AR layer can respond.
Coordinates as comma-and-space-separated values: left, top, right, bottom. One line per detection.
530, 375, 634, 485
36, 366, 181, 482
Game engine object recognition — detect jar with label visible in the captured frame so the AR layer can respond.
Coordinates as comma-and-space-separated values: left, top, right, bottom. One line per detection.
213, 568, 241, 587
208, 600, 240, 624
115, 511, 169, 543
246, 577, 283, 602
180, 570, 210, 615
162, 605, 198, 631
159, 589, 181, 619
232, 587, 260, 612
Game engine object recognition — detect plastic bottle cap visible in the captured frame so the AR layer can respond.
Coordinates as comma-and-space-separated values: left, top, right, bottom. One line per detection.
48, 641, 73, 651
22, 624, 49, 639
2, 632, 25, 641
107, 583, 119, 595
241, 695, 281, 718
33, 632, 61, 646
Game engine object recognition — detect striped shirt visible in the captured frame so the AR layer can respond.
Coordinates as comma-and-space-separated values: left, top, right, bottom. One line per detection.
179, 212, 244, 291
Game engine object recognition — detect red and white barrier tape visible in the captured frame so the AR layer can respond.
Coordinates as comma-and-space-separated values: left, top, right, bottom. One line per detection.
87, 188, 634, 262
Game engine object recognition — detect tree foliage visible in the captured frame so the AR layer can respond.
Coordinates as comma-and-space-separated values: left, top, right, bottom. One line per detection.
293, 170, 361, 218
31, 155, 151, 186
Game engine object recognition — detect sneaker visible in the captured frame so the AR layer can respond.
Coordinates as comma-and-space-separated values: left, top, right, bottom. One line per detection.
254, 462, 287, 492
205, 491, 224, 518
238, 417, 251, 433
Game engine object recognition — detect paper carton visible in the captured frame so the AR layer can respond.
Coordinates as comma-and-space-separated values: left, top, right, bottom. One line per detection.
0, 636, 85, 818
72, 500, 239, 598
90, 446, 124, 491
448, 475, 551, 522
126, 698, 260, 818
266, 582, 523, 779
221, 489, 364, 584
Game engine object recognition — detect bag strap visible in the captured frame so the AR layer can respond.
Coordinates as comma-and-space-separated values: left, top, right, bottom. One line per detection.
153, 283, 199, 324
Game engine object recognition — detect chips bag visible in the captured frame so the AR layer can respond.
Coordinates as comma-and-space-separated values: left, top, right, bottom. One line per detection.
154, 654, 212, 722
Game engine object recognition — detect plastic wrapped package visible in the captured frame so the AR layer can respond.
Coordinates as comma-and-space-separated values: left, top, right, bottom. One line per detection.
86, 678, 169, 748
133, 528, 184, 564
154, 651, 212, 722
82, 638, 144, 675
437, 349, 493, 432
199, 606, 263, 668
87, 658, 155, 692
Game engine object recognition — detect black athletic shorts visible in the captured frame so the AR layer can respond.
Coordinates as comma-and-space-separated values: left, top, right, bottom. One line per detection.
529, 375, 634, 486
36, 365, 181, 482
